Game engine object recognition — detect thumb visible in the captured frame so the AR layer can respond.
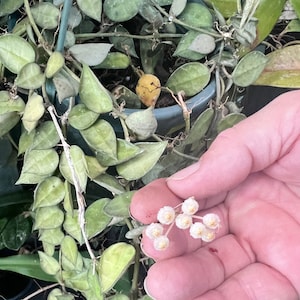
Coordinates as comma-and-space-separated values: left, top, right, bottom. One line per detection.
167, 90, 300, 200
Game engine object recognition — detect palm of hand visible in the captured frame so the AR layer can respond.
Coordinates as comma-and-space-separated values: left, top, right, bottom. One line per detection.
131, 91, 300, 299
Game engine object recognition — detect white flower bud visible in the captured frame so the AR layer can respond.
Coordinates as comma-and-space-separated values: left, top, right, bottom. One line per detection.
201, 228, 216, 242
182, 196, 199, 215
175, 214, 193, 229
153, 235, 170, 251
157, 206, 176, 225
145, 223, 164, 240
189, 222, 206, 239
202, 213, 221, 230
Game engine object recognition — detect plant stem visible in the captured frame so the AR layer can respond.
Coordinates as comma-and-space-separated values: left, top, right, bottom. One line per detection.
75, 31, 184, 41
23, 283, 59, 300
23, 0, 49, 54
48, 106, 96, 264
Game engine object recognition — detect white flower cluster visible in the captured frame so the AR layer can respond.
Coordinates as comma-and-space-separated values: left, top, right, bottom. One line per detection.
145, 197, 220, 251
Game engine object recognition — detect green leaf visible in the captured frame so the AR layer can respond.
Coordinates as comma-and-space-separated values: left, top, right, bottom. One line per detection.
117, 141, 167, 180
63, 211, 83, 245
0, 34, 35, 74
85, 155, 107, 179
0, 254, 55, 282
254, 45, 300, 88
94, 52, 131, 69
38, 251, 61, 275
205, 0, 237, 18
59, 145, 88, 192
178, 2, 213, 28
80, 119, 117, 166
16, 149, 59, 184
34, 206, 64, 230
0, 91, 25, 114
85, 198, 112, 239
109, 25, 138, 58
166, 62, 210, 97
39, 228, 65, 246
104, 0, 141, 22
22, 93, 45, 133
174, 31, 206, 60
0, 112, 20, 138
98, 242, 135, 293
232, 51, 268, 87
77, 0, 102, 21
33, 176, 65, 210
69, 43, 113, 66
61, 236, 78, 269
217, 113, 246, 133
31, 2, 60, 29
18, 128, 35, 155
116, 139, 143, 164
15, 62, 46, 89
290, 0, 300, 18
170, 0, 187, 16
125, 107, 158, 140
93, 174, 125, 195
0, 0, 23, 17
31, 121, 60, 150
53, 70, 79, 103
104, 191, 135, 218
45, 51, 65, 78
68, 104, 100, 130
79, 64, 113, 113
1, 214, 32, 250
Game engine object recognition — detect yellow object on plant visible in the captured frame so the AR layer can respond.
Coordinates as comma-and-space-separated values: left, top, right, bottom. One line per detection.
135, 74, 161, 107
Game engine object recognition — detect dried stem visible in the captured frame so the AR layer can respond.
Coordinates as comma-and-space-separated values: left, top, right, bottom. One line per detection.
47, 106, 96, 264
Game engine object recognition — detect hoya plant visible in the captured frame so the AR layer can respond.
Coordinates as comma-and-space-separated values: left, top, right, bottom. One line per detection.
0, 0, 300, 299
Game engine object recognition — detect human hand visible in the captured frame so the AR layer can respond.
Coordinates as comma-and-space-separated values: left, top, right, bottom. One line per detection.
130, 90, 300, 300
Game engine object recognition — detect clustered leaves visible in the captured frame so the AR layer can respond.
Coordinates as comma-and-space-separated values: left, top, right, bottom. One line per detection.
146, 197, 221, 250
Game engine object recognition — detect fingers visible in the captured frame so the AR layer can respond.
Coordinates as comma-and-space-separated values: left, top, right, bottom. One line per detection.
144, 235, 254, 300
167, 90, 300, 200
195, 264, 298, 300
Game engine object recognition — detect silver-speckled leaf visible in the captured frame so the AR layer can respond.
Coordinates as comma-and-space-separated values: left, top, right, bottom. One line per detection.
116, 141, 167, 180
15, 63, 45, 89
33, 176, 65, 210
77, 0, 102, 21
31, 3, 60, 29
166, 62, 210, 97
63, 211, 83, 245
68, 104, 99, 130
232, 51, 268, 87
38, 251, 60, 275
85, 198, 112, 239
0, 91, 25, 114
0, 34, 35, 74
16, 149, 59, 184
104, 0, 141, 22
34, 206, 64, 230
79, 64, 113, 113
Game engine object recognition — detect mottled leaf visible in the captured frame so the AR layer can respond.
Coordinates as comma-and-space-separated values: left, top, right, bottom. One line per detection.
170, 0, 187, 16
104, 0, 141, 22
16, 149, 59, 184
166, 62, 210, 96
38, 251, 60, 275
15, 62, 45, 89
85, 155, 107, 179
93, 174, 125, 195
0, 112, 20, 138
254, 45, 300, 88
34, 206, 64, 230
0, 34, 35, 74
69, 43, 112, 66
98, 242, 135, 293
85, 198, 112, 239
232, 51, 268, 87
39, 228, 65, 246
68, 104, 100, 130
77, 0, 102, 21
31, 3, 60, 29
117, 141, 167, 180
79, 64, 113, 113
0, 0, 23, 17
63, 211, 83, 245
104, 191, 134, 218
59, 145, 88, 192
0, 91, 25, 114
33, 176, 65, 210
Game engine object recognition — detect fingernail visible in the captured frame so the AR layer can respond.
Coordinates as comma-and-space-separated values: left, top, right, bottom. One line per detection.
168, 162, 200, 181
